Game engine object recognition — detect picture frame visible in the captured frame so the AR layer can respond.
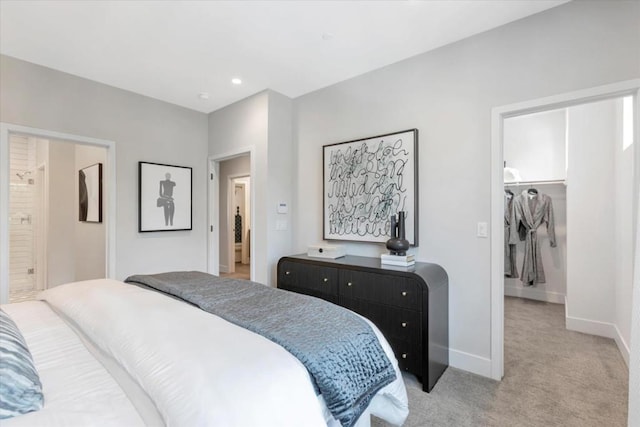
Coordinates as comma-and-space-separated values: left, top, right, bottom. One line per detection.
323, 129, 418, 245
138, 161, 192, 232
79, 163, 102, 223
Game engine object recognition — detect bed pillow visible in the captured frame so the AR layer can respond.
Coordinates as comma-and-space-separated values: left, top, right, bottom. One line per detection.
0, 308, 44, 419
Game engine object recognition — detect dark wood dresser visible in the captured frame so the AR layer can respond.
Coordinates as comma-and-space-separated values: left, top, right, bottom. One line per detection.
277, 254, 448, 392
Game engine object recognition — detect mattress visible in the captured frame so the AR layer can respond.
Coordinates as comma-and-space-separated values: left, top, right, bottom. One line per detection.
1, 279, 409, 426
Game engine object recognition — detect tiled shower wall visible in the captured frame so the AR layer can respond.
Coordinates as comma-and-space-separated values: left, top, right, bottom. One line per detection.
9, 135, 36, 293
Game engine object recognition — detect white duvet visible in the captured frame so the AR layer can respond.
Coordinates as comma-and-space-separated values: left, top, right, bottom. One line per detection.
37, 279, 408, 427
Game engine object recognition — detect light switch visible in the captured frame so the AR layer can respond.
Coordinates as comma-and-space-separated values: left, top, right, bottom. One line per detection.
477, 222, 488, 238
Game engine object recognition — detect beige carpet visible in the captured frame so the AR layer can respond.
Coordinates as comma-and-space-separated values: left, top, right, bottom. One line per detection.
374, 296, 628, 427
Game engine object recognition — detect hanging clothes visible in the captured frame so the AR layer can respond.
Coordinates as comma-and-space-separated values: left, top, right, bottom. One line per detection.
504, 190, 518, 278
510, 190, 556, 286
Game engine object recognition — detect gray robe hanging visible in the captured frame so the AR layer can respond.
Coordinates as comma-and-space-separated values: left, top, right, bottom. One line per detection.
510, 191, 556, 286
504, 192, 518, 278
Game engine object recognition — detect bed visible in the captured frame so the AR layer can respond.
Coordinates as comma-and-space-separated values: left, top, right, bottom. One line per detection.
0, 274, 409, 427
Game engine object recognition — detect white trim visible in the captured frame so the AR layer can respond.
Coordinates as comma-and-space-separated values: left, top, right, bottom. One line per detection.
504, 284, 565, 304
564, 314, 630, 365
449, 348, 492, 378
208, 146, 256, 281
0, 123, 116, 304
614, 324, 631, 367
565, 315, 616, 339
490, 79, 640, 381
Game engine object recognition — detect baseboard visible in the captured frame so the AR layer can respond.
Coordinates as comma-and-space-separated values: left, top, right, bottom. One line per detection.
219, 264, 229, 273
614, 324, 630, 367
564, 297, 629, 366
449, 348, 492, 378
504, 284, 565, 304
565, 314, 616, 339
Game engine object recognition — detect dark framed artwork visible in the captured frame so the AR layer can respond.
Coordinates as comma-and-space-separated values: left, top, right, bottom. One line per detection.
138, 162, 192, 232
79, 163, 102, 223
323, 129, 418, 245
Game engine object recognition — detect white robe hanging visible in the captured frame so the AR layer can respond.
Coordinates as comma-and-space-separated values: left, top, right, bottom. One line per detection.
510, 190, 556, 286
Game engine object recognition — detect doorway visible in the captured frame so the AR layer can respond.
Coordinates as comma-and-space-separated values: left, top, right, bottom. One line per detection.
209, 152, 253, 281
491, 80, 640, 381
0, 123, 116, 304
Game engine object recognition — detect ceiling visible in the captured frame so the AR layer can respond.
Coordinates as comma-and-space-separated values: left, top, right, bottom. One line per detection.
0, 0, 569, 113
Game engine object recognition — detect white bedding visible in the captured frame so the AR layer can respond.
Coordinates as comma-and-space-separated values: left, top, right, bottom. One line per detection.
3, 278, 408, 426
1, 301, 146, 427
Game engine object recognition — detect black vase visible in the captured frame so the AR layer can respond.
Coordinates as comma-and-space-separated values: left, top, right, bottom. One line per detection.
386, 211, 410, 256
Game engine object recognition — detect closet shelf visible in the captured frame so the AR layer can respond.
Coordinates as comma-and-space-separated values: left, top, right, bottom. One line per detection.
505, 179, 566, 186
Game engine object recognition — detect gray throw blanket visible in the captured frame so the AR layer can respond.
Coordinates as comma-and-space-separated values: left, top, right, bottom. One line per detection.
125, 271, 396, 427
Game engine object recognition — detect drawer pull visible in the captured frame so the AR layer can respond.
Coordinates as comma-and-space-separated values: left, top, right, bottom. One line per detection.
401, 353, 407, 359
323, 278, 329, 282
401, 291, 407, 297
285, 271, 291, 275
347, 282, 353, 287
401, 322, 407, 328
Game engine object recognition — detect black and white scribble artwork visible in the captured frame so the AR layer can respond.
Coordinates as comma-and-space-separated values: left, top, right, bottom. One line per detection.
139, 162, 192, 232
323, 129, 418, 244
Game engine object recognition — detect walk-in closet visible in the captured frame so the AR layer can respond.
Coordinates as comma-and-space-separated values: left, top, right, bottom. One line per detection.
501, 96, 634, 416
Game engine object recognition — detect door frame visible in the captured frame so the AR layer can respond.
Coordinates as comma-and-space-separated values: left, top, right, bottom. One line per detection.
35, 163, 47, 291
0, 123, 117, 304
208, 147, 255, 280
490, 79, 640, 381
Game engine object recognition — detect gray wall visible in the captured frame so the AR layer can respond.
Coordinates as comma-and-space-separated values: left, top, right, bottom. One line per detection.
291, 0, 640, 370
0, 55, 210, 280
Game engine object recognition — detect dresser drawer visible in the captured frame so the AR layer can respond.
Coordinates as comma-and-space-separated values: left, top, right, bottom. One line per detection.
339, 270, 421, 310
281, 285, 338, 304
340, 297, 421, 343
278, 260, 338, 296
388, 337, 422, 375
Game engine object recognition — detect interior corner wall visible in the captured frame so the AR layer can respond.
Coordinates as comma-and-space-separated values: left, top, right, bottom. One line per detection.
266, 91, 294, 285
291, 0, 640, 374
75, 144, 107, 281
566, 100, 617, 328
208, 90, 295, 286
208, 92, 270, 284
0, 55, 209, 280
613, 98, 635, 358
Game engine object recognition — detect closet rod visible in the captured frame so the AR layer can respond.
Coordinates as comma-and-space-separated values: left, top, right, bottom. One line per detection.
505, 179, 566, 186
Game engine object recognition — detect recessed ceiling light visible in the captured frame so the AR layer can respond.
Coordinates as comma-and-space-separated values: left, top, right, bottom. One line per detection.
198, 92, 210, 100
231, 78, 242, 85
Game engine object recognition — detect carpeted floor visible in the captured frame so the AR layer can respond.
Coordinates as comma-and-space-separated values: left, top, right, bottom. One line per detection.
373, 296, 628, 427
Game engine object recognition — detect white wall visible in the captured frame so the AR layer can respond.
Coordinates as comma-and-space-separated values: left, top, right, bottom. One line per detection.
613, 98, 634, 360
218, 154, 250, 272
75, 144, 107, 281
566, 100, 617, 326
0, 55, 209, 280
266, 92, 294, 284
630, 192, 640, 427
291, 0, 640, 373
504, 109, 566, 182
